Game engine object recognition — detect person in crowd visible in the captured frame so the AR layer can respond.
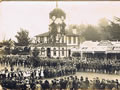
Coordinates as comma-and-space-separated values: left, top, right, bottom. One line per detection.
1, 55, 120, 90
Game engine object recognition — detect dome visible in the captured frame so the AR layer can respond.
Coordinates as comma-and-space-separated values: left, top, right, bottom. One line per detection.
49, 8, 66, 19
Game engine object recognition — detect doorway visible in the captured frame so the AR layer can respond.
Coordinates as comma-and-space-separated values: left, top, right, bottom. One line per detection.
47, 48, 51, 58
68, 49, 71, 57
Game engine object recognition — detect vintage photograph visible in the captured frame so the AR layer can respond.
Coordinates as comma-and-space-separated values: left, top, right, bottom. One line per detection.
0, 1, 120, 90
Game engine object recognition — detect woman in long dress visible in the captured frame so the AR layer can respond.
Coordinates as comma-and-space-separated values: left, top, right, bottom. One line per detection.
41, 67, 44, 79
36, 70, 39, 79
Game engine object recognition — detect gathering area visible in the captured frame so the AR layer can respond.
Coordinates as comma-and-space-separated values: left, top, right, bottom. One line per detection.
1, 1, 120, 90
0, 55, 120, 90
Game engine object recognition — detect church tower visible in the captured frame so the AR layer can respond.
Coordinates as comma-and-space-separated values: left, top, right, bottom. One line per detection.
49, 5, 66, 44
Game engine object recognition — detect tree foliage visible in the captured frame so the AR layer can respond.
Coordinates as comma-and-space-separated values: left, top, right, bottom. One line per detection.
0, 39, 13, 54
32, 47, 40, 57
67, 17, 120, 41
81, 25, 101, 41
31, 47, 40, 67
67, 24, 101, 41
11, 46, 31, 55
15, 28, 31, 46
107, 18, 120, 40
98, 18, 109, 28
1, 39, 13, 47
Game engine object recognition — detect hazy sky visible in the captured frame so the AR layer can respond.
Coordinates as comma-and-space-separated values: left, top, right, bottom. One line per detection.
0, 1, 120, 42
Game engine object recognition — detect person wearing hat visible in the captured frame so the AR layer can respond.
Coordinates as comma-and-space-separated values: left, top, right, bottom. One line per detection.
115, 79, 119, 89
44, 80, 50, 89
80, 76, 84, 89
100, 79, 106, 89
35, 81, 41, 90
84, 77, 90, 89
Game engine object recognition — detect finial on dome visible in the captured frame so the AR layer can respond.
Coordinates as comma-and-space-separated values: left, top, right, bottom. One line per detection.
56, 1, 58, 8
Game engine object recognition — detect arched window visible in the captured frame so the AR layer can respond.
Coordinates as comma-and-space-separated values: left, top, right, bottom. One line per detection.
53, 48, 56, 56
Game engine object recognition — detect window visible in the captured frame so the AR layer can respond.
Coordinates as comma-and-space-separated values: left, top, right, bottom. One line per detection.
53, 48, 56, 56
62, 48, 64, 56
41, 47, 45, 55
69, 36, 71, 44
47, 37, 49, 43
62, 36, 64, 43
73, 36, 76, 44
40, 37, 42, 43
40, 37, 44, 43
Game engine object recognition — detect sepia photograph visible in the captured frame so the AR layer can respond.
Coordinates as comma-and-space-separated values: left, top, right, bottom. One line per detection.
0, 1, 120, 90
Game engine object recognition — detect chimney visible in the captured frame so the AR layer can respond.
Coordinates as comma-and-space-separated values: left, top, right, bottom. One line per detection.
73, 29, 77, 34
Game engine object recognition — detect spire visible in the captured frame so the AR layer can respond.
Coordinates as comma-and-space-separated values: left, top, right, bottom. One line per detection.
56, 1, 58, 8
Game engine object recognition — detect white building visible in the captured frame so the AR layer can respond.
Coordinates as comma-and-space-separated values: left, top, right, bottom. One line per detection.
31, 7, 80, 58
78, 40, 120, 59
33, 30, 80, 58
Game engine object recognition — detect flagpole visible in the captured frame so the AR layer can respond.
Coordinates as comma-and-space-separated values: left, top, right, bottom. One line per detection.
56, 0, 58, 8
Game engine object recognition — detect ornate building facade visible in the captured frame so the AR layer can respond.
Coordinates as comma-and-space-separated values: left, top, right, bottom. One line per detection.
33, 7, 80, 58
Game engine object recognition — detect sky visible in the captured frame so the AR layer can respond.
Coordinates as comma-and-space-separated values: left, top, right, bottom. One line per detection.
0, 1, 120, 42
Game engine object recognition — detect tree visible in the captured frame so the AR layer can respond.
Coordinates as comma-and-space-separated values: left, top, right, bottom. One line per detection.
107, 17, 120, 40
15, 28, 32, 46
81, 25, 101, 41
98, 18, 111, 40
1, 39, 14, 54
98, 18, 109, 28
31, 47, 40, 67
32, 47, 40, 57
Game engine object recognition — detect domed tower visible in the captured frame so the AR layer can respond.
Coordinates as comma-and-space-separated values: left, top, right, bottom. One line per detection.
49, 6, 66, 44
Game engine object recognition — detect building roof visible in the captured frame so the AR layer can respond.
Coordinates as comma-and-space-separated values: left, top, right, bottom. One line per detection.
97, 40, 113, 46
81, 41, 98, 47
30, 43, 67, 47
35, 30, 80, 37
80, 40, 120, 53
49, 8, 66, 19
65, 30, 80, 36
35, 32, 49, 37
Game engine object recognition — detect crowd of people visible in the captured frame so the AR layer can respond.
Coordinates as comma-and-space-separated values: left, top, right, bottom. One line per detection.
0, 55, 120, 89
1, 55, 120, 76
75, 58, 120, 75
0, 66, 76, 89
0, 55, 73, 67
0, 55, 31, 67
1, 75, 120, 90
1, 56, 120, 75
0, 66, 76, 79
